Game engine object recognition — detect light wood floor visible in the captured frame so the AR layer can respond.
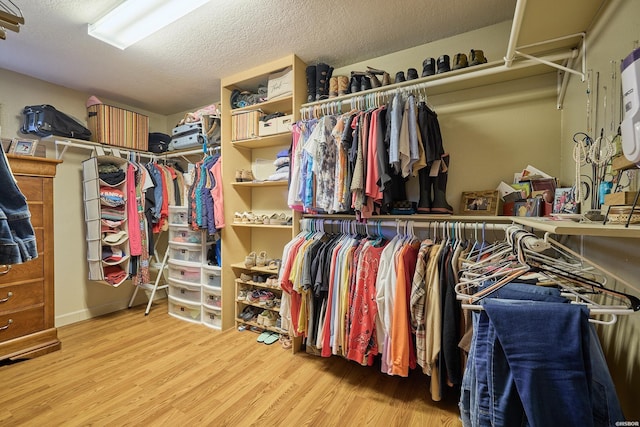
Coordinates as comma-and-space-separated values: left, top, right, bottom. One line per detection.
0, 300, 462, 426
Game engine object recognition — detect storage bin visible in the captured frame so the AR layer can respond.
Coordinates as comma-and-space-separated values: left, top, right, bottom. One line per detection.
169, 206, 188, 225
202, 265, 221, 288
169, 225, 202, 244
168, 243, 202, 263
202, 286, 221, 309
258, 117, 279, 137
276, 114, 294, 133
168, 281, 202, 304
202, 306, 222, 329
168, 296, 201, 324
87, 104, 149, 150
167, 260, 201, 284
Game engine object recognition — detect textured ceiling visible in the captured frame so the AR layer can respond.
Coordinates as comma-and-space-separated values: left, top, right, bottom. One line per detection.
0, 0, 517, 115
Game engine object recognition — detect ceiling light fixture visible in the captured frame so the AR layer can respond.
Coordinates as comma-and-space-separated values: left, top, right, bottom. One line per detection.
88, 0, 210, 50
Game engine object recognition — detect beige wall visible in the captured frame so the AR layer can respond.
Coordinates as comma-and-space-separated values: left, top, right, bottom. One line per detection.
560, 0, 640, 419
0, 69, 171, 326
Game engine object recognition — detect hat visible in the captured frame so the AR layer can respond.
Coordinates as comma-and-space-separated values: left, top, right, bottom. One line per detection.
102, 230, 128, 246
102, 246, 124, 263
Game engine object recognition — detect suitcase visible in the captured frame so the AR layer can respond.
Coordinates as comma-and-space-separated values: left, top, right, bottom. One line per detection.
21, 104, 92, 140
169, 131, 205, 151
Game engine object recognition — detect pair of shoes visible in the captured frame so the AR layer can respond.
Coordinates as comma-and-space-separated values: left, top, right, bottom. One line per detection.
239, 306, 257, 321
259, 291, 275, 306
234, 211, 255, 223
328, 75, 350, 98
247, 290, 261, 304
237, 289, 248, 300
265, 275, 279, 287
244, 251, 256, 268
279, 334, 292, 349
239, 272, 252, 282
267, 259, 281, 271
452, 53, 469, 70
257, 331, 279, 345
235, 169, 255, 182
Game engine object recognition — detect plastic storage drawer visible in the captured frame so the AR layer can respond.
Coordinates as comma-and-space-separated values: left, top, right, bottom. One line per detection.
202, 306, 222, 329
168, 296, 201, 324
168, 243, 202, 263
202, 286, 221, 309
168, 280, 202, 304
167, 260, 201, 284
169, 225, 202, 244
168, 206, 188, 225
202, 265, 221, 288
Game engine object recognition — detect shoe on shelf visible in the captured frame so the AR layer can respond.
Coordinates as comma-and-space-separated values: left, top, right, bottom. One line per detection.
247, 290, 261, 304
240, 273, 252, 282
259, 291, 275, 306
263, 311, 278, 327
267, 259, 281, 271
239, 211, 254, 223
256, 251, 267, 267
422, 57, 436, 77
237, 289, 248, 300
240, 306, 255, 321
265, 275, 279, 287
235, 170, 243, 182
437, 55, 450, 74
452, 53, 468, 70
406, 68, 419, 80
241, 169, 255, 182
469, 49, 487, 66
244, 251, 256, 268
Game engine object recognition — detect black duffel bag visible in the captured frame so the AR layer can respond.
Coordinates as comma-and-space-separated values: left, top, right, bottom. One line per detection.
21, 104, 92, 140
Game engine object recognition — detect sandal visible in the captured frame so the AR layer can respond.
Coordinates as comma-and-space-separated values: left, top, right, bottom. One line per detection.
256, 251, 267, 267
267, 259, 281, 270
279, 334, 292, 349
263, 332, 279, 345
244, 251, 256, 268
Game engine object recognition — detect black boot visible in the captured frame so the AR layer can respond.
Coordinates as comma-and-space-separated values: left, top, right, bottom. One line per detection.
436, 55, 450, 74
422, 58, 435, 77
395, 71, 406, 83
417, 167, 433, 213
315, 63, 333, 101
350, 74, 361, 94
361, 75, 372, 91
431, 153, 453, 214
407, 68, 419, 80
305, 65, 316, 103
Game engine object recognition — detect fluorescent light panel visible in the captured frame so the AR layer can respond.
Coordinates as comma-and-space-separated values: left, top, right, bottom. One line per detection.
88, 0, 210, 50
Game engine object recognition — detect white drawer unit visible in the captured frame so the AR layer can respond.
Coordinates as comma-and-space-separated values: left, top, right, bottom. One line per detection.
202, 306, 222, 330
168, 296, 202, 324
202, 265, 221, 289
168, 242, 203, 264
168, 280, 202, 304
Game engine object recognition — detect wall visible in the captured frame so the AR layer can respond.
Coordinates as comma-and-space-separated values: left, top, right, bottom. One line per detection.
0, 69, 171, 326
560, 0, 640, 419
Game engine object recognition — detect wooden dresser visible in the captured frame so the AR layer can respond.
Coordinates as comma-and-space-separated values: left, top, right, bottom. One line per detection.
0, 155, 62, 361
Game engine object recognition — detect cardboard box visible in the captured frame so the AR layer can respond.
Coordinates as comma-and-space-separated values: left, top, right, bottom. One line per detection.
87, 104, 149, 150
604, 191, 637, 206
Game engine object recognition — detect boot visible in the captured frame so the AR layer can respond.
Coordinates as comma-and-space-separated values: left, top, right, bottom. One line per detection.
436, 55, 450, 74
469, 49, 487, 66
422, 58, 435, 77
350, 74, 361, 94
452, 53, 468, 70
337, 75, 349, 96
417, 168, 433, 213
367, 72, 382, 88
361, 75, 372, 91
305, 65, 316, 103
431, 153, 453, 214
395, 71, 406, 83
315, 63, 333, 101
329, 77, 338, 98
381, 72, 391, 86
407, 68, 419, 80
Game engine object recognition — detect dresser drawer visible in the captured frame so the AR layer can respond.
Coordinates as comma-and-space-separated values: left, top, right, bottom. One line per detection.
0, 256, 44, 285
0, 306, 45, 343
16, 176, 44, 202
0, 281, 44, 313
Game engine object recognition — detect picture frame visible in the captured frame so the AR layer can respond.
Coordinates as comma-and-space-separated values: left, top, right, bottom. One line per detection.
461, 190, 501, 216
9, 138, 39, 156
553, 187, 578, 214
514, 197, 543, 217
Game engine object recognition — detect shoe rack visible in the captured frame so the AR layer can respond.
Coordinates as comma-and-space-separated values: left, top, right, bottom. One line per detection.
220, 54, 307, 331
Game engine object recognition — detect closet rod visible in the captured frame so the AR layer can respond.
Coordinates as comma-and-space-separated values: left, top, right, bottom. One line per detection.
301, 218, 512, 232
51, 138, 218, 161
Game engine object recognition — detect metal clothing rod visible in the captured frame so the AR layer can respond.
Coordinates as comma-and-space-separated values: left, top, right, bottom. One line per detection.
50, 138, 217, 161
504, 0, 528, 67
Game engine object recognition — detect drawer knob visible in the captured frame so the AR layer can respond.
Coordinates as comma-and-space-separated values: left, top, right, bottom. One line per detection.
0, 319, 13, 331
0, 291, 13, 303
0, 265, 11, 275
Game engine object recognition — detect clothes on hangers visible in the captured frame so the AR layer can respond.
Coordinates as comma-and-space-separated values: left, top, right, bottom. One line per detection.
186, 153, 224, 235
290, 93, 445, 218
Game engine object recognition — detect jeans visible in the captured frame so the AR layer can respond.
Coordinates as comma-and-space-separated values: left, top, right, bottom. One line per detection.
460, 282, 624, 427
0, 145, 38, 265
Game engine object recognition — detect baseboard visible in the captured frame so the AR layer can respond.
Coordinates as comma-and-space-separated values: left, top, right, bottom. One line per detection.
55, 293, 167, 327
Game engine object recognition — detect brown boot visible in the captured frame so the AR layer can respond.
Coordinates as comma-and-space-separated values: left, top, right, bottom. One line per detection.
469, 49, 487, 66
337, 76, 349, 96
367, 72, 382, 88
329, 77, 338, 98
